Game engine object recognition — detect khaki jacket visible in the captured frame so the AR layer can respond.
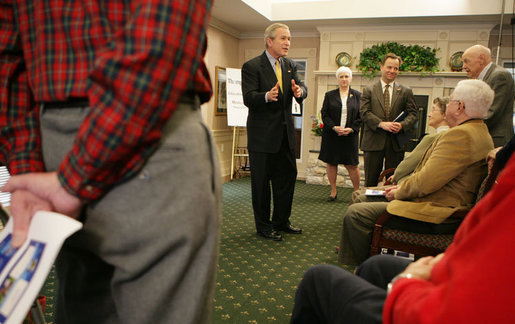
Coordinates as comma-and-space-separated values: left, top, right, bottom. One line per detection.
387, 119, 493, 223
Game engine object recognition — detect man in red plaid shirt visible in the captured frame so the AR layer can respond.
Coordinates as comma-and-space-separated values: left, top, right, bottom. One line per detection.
0, 1, 220, 323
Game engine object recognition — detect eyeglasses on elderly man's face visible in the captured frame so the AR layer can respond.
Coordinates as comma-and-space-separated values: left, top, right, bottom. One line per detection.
447, 99, 462, 107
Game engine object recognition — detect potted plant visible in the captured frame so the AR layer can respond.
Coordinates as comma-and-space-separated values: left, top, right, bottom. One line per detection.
310, 114, 323, 151
310, 115, 323, 136
358, 42, 439, 79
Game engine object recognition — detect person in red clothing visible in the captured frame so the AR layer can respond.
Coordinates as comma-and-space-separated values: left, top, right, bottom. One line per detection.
0, 1, 220, 323
291, 147, 515, 323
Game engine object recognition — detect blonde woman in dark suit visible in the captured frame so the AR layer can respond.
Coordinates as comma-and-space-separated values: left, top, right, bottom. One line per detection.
319, 66, 362, 201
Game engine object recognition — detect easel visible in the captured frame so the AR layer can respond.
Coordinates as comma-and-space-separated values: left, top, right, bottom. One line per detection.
230, 126, 250, 180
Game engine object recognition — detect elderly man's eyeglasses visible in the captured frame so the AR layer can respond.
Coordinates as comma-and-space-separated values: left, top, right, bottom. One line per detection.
446, 99, 463, 107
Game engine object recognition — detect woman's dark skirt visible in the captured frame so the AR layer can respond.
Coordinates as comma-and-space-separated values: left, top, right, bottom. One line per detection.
318, 131, 359, 166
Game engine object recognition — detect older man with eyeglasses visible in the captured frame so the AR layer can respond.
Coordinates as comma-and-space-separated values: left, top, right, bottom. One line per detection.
337, 79, 494, 266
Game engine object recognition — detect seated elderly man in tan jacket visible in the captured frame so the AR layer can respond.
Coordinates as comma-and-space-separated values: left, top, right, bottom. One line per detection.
338, 79, 494, 266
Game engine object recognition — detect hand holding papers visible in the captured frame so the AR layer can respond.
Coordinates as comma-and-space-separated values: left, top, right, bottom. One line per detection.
380, 111, 405, 133
392, 110, 411, 147
393, 110, 407, 122
0, 211, 82, 324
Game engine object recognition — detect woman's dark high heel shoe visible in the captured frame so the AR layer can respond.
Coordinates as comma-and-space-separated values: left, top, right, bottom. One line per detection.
327, 193, 338, 202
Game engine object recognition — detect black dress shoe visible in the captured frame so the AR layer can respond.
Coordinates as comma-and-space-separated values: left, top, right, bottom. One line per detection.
257, 230, 283, 241
277, 224, 302, 234
327, 192, 338, 202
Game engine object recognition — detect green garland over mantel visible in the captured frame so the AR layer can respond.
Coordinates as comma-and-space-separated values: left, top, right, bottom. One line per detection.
358, 42, 440, 79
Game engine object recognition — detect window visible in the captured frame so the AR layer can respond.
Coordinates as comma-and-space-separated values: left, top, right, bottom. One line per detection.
292, 59, 307, 159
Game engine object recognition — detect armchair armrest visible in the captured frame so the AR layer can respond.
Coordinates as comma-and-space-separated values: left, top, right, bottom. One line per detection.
370, 211, 393, 255
378, 168, 396, 186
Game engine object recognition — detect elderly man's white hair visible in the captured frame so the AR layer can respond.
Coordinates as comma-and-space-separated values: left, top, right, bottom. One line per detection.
465, 44, 492, 58
452, 79, 494, 119
335, 66, 352, 79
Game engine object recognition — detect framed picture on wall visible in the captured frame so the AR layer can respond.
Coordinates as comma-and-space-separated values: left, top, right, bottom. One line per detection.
292, 101, 302, 116
215, 66, 227, 115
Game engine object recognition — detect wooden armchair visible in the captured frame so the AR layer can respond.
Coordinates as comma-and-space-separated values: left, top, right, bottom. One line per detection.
369, 164, 499, 258
377, 168, 396, 186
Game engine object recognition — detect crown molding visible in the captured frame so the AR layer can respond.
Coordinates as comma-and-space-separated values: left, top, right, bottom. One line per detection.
314, 70, 468, 77
209, 16, 241, 38
316, 22, 496, 33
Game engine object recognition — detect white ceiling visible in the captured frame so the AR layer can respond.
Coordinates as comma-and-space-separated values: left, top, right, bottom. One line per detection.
210, 0, 514, 38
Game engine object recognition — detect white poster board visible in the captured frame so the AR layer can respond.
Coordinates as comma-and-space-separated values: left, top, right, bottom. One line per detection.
226, 68, 248, 127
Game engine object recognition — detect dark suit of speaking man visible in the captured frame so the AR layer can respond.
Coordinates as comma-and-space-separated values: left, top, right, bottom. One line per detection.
241, 23, 307, 241
360, 53, 418, 187
462, 44, 515, 147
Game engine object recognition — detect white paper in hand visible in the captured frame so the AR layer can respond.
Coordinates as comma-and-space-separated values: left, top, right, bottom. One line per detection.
365, 189, 385, 196
0, 211, 82, 324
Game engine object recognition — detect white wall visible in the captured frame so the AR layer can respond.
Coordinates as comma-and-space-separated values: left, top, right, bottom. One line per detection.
315, 23, 494, 136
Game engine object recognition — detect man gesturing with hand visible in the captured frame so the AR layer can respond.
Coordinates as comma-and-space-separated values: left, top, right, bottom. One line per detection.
242, 23, 307, 242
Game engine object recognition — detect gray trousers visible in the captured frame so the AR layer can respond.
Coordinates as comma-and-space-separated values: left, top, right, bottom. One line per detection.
338, 201, 461, 266
41, 97, 221, 324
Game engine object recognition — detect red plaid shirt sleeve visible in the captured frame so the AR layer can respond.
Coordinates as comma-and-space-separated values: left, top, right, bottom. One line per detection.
1, 0, 213, 202
0, 1, 45, 174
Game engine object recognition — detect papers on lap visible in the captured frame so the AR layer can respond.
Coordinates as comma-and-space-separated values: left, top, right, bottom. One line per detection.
0, 211, 82, 324
365, 189, 385, 196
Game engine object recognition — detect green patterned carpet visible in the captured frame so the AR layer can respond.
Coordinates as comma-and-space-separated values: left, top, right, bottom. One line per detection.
212, 177, 354, 323
39, 266, 57, 323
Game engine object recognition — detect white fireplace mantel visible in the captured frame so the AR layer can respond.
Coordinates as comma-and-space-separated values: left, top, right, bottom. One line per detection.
314, 70, 467, 78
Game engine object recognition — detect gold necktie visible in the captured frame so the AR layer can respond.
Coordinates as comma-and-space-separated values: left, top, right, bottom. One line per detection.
275, 59, 283, 92
384, 84, 391, 121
